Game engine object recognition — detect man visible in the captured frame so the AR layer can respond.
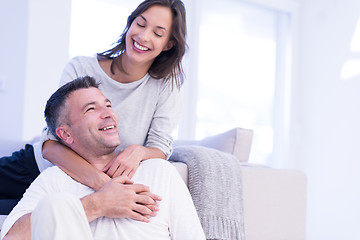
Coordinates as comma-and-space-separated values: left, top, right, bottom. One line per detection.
1, 76, 205, 240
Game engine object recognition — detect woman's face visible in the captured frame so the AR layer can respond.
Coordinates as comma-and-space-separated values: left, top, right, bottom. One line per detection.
125, 5, 173, 66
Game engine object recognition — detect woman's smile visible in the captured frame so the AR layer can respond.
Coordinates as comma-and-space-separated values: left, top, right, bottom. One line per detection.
133, 40, 150, 52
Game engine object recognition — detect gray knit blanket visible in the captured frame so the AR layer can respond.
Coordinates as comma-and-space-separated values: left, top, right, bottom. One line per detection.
169, 145, 245, 240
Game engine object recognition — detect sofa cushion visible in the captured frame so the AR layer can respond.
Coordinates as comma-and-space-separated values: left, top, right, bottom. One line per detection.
173, 127, 253, 162
0, 215, 6, 233
0, 137, 39, 157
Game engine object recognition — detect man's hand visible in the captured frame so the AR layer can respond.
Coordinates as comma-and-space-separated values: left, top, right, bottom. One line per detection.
102, 145, 166, 179
81, 175, 161, 223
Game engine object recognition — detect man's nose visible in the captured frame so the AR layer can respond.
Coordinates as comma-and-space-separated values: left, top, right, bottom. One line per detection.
100, 107, 114, 119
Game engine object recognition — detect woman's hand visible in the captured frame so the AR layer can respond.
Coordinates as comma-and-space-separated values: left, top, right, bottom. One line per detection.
102, 145, 166, 179
103, 144, 143, 179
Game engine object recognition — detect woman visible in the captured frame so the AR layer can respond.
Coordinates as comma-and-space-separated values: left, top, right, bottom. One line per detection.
42, 0, 187, 191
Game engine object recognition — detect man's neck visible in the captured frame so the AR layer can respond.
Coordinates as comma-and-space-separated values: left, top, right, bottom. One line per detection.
85, 152, 117, 171
70, 145, 117, 171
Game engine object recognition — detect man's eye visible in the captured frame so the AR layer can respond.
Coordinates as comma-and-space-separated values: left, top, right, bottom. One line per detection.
86, 107, 95, 112
107, 104, 112, 108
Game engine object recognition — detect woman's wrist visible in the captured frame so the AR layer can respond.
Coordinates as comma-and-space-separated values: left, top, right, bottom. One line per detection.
91, 171, 111, 191
134, 145, 166, 161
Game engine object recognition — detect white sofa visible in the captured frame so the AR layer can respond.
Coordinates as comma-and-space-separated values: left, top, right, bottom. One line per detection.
0, 128, 307, 240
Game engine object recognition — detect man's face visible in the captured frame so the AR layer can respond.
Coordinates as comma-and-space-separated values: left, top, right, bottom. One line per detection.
63, 87, 120, 155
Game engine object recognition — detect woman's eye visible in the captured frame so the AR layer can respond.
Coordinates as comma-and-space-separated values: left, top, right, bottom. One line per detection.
154, 32, 162, 37
137, 22, 145, 28
107, 104, 112, 108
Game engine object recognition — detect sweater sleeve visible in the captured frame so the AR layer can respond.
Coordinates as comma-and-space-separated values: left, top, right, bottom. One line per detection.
145, 82, 183, 159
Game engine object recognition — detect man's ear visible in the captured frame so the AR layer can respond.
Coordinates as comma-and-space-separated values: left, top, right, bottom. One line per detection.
56, 126, 73, 144
163, 40, 175, 51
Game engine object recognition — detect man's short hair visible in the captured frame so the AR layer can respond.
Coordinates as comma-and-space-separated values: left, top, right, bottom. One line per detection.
44, 76, 100, 141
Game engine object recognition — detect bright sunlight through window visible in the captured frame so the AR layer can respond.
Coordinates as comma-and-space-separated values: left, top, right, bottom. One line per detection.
196, 0, 277, 164
341, 16, 360, 81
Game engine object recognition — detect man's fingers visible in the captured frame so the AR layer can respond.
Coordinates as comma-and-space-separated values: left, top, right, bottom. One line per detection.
130, 183, 151, 194
135, 194, 159, 206
128, 211, 150, 223
144, 204, 160, 216
139, 191, 162, 202
133, 204, 154, 217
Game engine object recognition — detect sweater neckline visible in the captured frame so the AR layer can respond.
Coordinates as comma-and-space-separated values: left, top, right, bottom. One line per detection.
93, 55, 149, 86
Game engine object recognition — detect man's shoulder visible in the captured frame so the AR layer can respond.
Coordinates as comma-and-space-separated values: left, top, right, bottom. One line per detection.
37, 166, 92, 195
41, 165, 62, 173
139, 159, 176, 174
38, 166, 66, 179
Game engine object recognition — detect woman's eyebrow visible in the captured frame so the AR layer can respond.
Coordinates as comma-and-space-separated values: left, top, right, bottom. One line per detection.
139, 15, 166, 30
140, 15, 147, 22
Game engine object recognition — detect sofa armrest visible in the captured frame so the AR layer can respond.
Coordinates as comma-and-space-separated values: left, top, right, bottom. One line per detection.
171, 162, 188, 185
242, 165, 307, 240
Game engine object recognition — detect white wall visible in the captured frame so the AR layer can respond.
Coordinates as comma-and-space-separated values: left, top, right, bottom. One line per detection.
0, 0, 71, 141
294, 0, 360, 239
0, 0, 29, 141
22, 0, 72, 141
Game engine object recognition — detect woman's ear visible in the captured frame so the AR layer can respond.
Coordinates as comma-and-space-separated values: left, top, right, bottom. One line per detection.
56, 126, 73, 144
163, 40, 175, 51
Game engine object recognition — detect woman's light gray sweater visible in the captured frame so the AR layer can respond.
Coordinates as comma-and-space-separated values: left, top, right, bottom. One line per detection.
59, 56, 182, 158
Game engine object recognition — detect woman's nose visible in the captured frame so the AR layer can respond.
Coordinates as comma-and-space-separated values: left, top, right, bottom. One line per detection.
139, 28, 151, 42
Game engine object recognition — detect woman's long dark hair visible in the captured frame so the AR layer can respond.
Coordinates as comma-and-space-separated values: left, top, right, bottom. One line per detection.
98, 0, 187, 88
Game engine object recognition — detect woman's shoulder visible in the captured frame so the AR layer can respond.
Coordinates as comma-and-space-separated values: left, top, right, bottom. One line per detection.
62, 55, 101, 79
67, 55, 97, 66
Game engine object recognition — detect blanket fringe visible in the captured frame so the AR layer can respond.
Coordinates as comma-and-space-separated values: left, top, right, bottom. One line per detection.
200, 215, 245, 240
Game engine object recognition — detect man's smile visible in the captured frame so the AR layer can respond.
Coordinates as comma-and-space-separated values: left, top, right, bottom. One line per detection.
99, 125, 116, 131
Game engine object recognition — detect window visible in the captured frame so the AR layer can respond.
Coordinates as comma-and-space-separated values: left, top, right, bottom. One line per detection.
179, 0, 292, 165
197, 0, 277, 164
341, 16, 360, 81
